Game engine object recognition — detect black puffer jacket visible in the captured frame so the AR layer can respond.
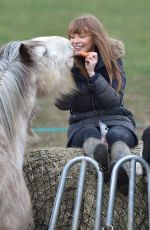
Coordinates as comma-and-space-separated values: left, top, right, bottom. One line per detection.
55, 39, 138, 146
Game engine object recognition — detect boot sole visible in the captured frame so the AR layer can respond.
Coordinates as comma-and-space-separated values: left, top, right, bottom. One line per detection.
93, 143, 109, 171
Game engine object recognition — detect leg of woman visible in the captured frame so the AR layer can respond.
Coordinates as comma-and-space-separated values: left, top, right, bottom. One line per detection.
70, 126, 109, 171
106, 126, 136, 195
106, 125, 136, 149
70, 126, 100, 147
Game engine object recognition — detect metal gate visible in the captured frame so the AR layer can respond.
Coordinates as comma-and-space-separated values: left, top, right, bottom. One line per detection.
48, 155, 150, 230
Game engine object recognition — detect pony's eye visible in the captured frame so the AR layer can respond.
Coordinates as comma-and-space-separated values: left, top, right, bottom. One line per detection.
43, 49, 48, 56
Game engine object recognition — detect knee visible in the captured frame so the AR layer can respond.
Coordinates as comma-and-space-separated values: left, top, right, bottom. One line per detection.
106, 126, 134, 148
70, 126, 100, 147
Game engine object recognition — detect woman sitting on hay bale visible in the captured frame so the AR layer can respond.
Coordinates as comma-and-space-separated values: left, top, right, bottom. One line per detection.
55, 14, 139, 196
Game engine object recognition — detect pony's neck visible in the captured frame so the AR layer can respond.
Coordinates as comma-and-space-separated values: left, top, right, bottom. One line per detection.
0, 121, 27, 171
11, 119, 29, 170
0, 87, 36, 171
11, 90, 36, 170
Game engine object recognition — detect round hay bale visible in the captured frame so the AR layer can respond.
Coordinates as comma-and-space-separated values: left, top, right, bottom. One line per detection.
23, 144, 149, 229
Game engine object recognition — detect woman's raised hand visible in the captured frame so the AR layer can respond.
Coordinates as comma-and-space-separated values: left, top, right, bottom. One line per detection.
84, 52, 98, 77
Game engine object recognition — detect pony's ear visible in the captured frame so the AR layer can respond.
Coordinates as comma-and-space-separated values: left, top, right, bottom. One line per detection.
19, 43, 33, 65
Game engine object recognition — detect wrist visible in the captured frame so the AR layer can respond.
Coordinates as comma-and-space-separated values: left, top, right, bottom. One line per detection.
88, 73, 99, 83
88, 71, 95, 78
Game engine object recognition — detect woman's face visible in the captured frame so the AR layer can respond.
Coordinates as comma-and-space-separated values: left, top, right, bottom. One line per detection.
69, 32, 95, 56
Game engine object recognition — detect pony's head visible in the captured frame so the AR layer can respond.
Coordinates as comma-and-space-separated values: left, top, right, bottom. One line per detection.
23, 36, 76, 97
0, 37, 76, 143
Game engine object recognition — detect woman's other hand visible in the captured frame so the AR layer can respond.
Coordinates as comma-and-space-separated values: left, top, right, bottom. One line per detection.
84, 52, 98, 77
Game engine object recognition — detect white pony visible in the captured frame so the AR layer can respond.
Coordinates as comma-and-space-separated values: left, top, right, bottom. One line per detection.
0, 36, 75, 230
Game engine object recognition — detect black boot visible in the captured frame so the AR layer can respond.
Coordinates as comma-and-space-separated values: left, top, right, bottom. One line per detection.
83, 137, 109, 171
109, 141, 131, 196
108, 161, 129, 195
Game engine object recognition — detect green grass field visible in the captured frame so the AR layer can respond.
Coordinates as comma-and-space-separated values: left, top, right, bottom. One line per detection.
0, 0, 149, 147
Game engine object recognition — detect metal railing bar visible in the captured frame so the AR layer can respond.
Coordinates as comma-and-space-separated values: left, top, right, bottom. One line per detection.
133, 156, 150, 229
105, 160, 119, 227
48, 159, 73, 230
48, 156, 103, 230
106, 155, 150, 229
94, 169, 104, 230
146, 167, 150, 228
128, 158, 136, 230
72, 159, 87, 230
48, 154, 150, 230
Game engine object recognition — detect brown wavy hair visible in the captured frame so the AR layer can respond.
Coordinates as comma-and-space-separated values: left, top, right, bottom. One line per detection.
68, 14, 122, 91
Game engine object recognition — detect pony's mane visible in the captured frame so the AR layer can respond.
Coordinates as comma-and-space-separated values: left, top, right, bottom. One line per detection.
0, 42, 33, 141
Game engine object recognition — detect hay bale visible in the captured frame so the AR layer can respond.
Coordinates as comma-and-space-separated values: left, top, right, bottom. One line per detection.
23, 144, 149, 229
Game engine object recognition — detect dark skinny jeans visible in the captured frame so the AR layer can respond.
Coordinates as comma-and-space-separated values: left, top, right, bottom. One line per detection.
69, 125, 136, 148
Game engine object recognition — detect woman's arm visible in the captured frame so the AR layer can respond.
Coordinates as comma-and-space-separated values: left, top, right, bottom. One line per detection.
54, 93, 76, 110
88, 59, 126, 108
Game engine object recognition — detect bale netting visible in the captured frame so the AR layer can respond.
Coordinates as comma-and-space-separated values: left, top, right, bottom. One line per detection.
23, 144, 149, 229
